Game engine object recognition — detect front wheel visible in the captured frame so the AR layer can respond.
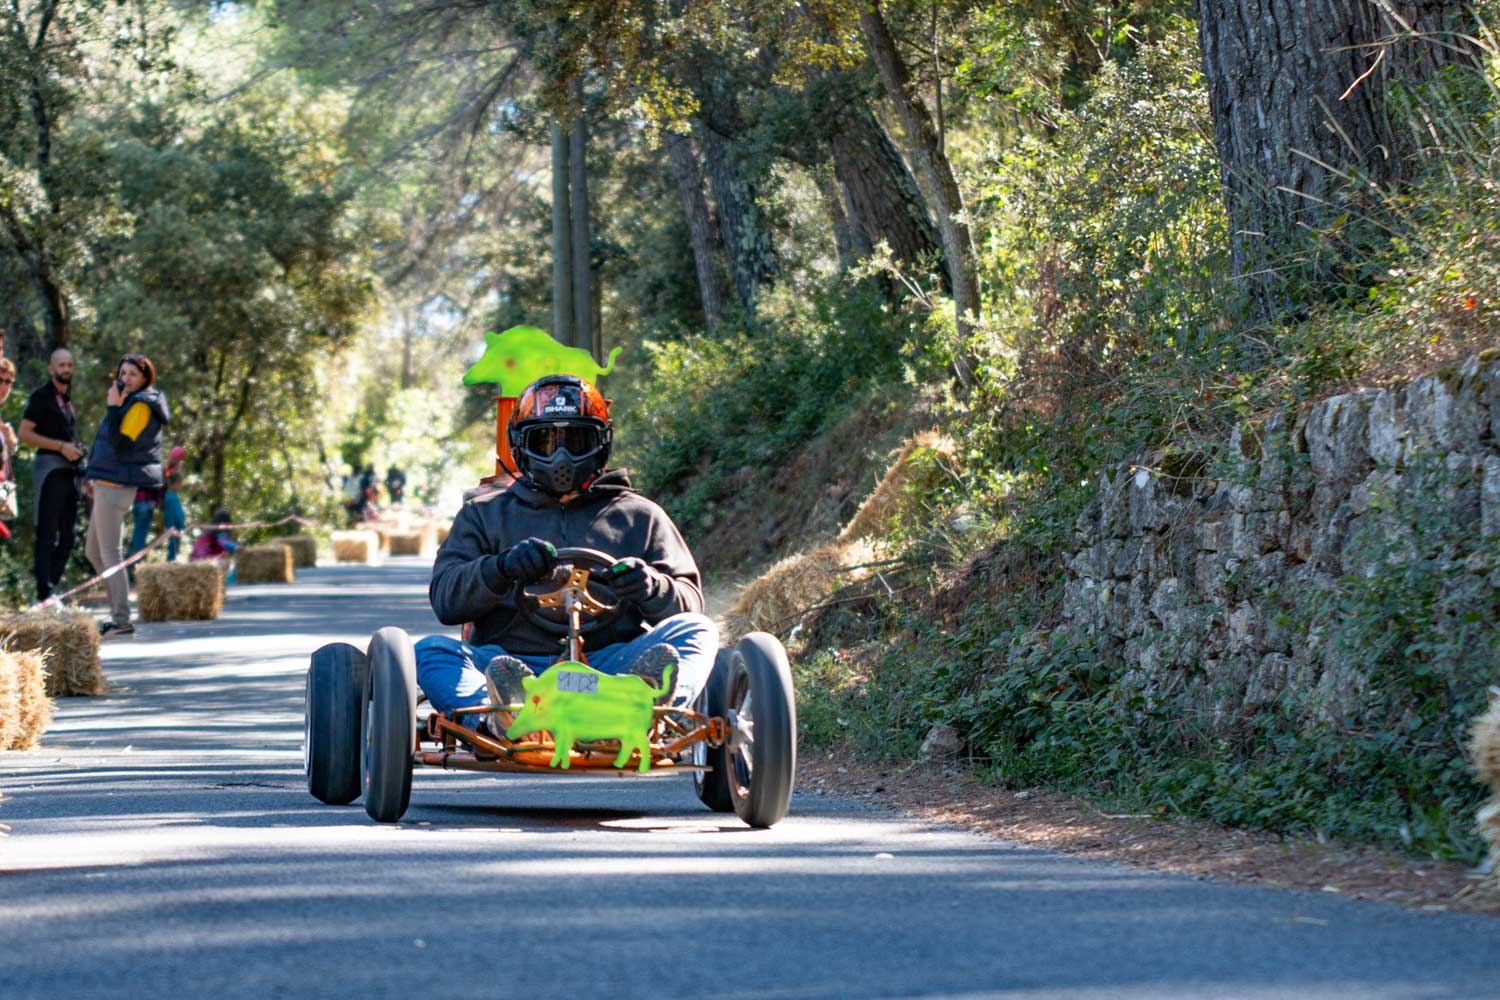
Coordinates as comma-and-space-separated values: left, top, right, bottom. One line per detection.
305, 643, 368, 805
362, 627, 417, 822
692, 649, 734, 813
724, 633, 797, 828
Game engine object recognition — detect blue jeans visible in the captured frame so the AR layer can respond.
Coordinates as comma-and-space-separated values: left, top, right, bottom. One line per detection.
413, 612, 719, 729
127, 498, 155, 582
162, 490, 185, 561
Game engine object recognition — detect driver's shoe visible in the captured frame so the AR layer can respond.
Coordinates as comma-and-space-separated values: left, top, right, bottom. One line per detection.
628, 644, 679, 706
483, 655, 535, 737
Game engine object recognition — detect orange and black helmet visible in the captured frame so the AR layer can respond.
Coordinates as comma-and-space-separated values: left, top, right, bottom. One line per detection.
508, 374, 612, 495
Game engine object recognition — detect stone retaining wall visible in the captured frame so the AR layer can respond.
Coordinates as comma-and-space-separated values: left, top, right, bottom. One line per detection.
1062, 351, 1500, 732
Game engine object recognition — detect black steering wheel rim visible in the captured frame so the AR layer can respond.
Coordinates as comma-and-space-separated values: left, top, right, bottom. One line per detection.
518, 546, 623, 637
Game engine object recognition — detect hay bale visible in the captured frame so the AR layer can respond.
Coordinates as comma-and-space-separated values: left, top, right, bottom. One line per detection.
0, 611, 105, 697
387, 524, 436, 557
838, 431, 955, 544
435, 520, 451, 545
136, 562, 224, 621
235, 544, 295, 584
723, 537, 880, 641
0, 654, 17, 751
1471, 691, 1500, 790
332, 530, 379, 564
0, 650, 52, 750
280, 535, 318, 568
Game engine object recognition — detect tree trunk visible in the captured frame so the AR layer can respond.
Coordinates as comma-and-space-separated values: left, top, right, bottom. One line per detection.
569, 79, 593, 355
694, 118, 778, 314
665, 132, 730, 326
858, 0, 979, 350
829, 104, 945, 288
1194, 0, 1477, 318
814, 168, 862, 272
550, 119, 574, 345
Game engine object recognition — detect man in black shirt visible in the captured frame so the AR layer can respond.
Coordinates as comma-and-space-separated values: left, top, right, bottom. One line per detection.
19, 349, 85, 601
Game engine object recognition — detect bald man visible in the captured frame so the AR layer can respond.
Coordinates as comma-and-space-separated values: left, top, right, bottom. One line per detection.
20, 349, 86, 600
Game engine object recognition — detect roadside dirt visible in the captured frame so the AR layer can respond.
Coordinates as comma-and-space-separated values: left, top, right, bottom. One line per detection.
798, 753, 1497, 916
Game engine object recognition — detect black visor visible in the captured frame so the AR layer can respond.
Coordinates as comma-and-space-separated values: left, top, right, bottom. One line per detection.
522, 423, 602, 457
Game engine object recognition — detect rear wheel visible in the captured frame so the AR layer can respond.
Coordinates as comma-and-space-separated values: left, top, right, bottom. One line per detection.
305, 643, 368, 805
725, 633, 797, 828
692, 649, 734, 813
363, 627, 417, 822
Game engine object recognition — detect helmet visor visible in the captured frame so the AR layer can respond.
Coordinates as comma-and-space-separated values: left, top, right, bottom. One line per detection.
522, 423, 602, 457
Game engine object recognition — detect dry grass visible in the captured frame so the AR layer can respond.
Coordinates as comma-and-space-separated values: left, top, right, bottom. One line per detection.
387, 524, 436, 557
837, 431, 954, 544
0, 611, 105, 697
1467, 692, 1500, 903
0, 650, 52, 750
332, 530, 379, 563
281, 535, 318, 568
136, 562, 224, 621
722, 431, 952, 642
235, 544, 295, 584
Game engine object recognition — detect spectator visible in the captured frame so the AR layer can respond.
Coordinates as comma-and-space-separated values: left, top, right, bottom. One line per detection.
84, 353, 170, 638
125, 444, 184, 575
385, 466, 407, 506
342, 465, 363, 526
19, 348, 84, 601
162, 448, 187, 562
190, 508, 238, 559
0, 358, 18, 541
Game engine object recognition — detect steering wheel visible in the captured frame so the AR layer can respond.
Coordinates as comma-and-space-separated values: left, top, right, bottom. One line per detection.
519, 547, 624, 637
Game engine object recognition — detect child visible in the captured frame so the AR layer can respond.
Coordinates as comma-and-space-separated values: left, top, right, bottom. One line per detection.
191, 508, 236, 558
162, 467, 186, 561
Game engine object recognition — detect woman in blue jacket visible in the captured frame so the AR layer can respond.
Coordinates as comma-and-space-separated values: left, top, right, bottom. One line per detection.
84, 354, 170, 638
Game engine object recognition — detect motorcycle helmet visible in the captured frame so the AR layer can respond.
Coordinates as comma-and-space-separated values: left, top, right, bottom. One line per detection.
508, 374, 612, 496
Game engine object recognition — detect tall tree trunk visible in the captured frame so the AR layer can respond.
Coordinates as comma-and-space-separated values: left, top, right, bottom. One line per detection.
694, 118, 778, 314
814, 168, 862, 272
829, 104, 945, 288
859, 0, 979, 352
665, 132, 730, 326
1194, 0, 1477, 319
569, 79, 594, 355
550, 119, 574, 346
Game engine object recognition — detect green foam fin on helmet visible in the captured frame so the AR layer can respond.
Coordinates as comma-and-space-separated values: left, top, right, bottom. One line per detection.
462, 325, 623, 397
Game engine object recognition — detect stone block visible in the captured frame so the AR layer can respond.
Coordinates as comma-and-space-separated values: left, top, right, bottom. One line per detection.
1367, 387, 1404, 468
1194, 550, 1229, 598
1197, 520, 1224, 552
1305, 389, 1375, 485
1245, 653, 1291, 707
1110, 537, 1141, 579
1482, 456, 1500, 539
1228, 602, 1259, 649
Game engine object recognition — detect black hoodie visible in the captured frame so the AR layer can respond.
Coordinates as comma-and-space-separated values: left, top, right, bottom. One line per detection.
429, 469, 704, 655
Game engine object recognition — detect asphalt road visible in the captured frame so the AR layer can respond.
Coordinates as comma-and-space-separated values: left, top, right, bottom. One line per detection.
3, 559, 1499, 1000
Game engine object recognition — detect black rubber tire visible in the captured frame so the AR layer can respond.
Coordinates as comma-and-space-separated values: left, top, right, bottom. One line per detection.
692, 648, 735, 813
725, 632, 797, 828
362, 626, 417, 823
305, 642, 368, 805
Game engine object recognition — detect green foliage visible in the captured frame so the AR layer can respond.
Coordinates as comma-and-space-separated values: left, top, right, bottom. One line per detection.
616, 283, 924, 533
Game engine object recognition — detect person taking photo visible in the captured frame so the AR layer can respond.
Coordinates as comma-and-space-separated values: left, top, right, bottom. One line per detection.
83, 353, 170, 638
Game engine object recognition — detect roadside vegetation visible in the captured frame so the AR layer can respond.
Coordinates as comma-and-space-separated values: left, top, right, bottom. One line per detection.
4, 1, 1499, 861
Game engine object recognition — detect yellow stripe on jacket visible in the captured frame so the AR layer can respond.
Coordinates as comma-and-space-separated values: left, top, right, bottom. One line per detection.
119, 401, 151, 440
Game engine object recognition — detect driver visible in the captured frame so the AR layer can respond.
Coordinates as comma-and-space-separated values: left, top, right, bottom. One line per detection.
414, 374, 718, 737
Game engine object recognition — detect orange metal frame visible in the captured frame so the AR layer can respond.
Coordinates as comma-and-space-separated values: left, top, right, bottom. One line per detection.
413, 705, 728, 775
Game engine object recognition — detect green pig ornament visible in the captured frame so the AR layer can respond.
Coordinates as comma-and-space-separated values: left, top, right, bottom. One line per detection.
462, 325, 623, 396
505, 660, 674, 772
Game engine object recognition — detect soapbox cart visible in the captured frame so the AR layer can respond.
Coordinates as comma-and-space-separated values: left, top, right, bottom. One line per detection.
303, 547, 796, 828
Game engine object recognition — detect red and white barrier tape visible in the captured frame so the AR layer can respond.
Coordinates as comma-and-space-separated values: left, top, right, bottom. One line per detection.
27, 514, 319, 613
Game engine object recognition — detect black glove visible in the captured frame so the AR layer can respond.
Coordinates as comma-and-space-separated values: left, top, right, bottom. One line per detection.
492, 537, 558, 586
609, 557, 670, 607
